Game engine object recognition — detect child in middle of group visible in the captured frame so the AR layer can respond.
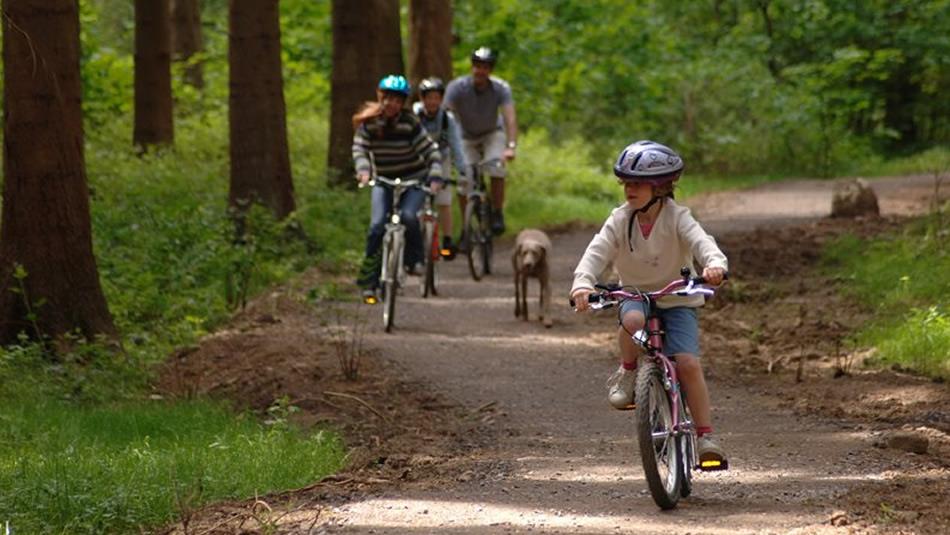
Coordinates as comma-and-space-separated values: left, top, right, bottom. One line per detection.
570, 140, 729, 465
413, 77, 470, 259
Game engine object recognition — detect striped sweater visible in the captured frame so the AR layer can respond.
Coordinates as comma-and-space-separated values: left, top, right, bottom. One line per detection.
352, 110, 443, 182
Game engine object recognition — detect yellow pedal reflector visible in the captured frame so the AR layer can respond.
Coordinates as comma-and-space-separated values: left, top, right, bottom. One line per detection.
363, 296, 378, 305
701, 460, 722, 468
440, 249, 452, 256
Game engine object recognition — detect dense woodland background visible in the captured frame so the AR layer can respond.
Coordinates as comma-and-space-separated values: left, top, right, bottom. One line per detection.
0, 1, 947, 532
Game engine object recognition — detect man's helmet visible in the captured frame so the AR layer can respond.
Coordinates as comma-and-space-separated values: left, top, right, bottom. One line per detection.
378, 74, 410, 96
418, 77, 445, 95
471, 46, 498, 65
613, 140, 684, 182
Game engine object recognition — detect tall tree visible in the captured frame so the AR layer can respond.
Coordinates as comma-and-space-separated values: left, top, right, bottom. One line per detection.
327, 0, 404, 186
171, 0, 204, 88
0, 0, 116, 344
134, 0, 174, 148
228, 0, 296, 219
408, 0, 453, 88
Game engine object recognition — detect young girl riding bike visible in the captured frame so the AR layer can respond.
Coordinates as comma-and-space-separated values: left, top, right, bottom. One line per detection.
353, 75, 444, 300
570, 140, 729, 466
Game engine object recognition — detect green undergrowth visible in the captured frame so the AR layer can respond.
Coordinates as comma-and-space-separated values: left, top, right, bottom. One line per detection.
822, 211, 950, 380
0, 382, 343, 534
505, 130, 784, 232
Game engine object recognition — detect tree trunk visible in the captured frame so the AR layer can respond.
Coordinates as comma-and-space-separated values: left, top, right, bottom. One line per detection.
408, 0, 453, 89
327, 0, 404, 186
134, 0, 174, 148
228, 0, 296, 220
171, 0, 204, 88
0, 0, 117, 344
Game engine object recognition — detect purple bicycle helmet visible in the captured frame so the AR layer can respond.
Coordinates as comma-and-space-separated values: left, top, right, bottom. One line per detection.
613, 140, 683, 182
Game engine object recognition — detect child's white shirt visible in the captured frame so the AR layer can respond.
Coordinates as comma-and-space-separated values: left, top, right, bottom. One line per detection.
571, 199, 728, 308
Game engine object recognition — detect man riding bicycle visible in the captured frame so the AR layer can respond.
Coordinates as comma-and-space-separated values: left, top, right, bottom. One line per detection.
443, 46, 518, 236
413, 77, 470, 259
352, 75, 444, 301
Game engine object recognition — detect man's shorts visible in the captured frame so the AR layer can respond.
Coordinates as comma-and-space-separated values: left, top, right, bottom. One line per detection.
619, 299, 700, 357
462, 128, 507, 180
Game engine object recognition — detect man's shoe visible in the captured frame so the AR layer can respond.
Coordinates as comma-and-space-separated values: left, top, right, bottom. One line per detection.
697, 436, 729, 471
440, 236, 457, 261
360, 288, 379, 305
491, 210, 506, 236
606, 365, 637, 410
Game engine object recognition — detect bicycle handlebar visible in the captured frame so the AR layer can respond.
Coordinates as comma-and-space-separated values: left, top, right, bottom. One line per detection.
569, 270, 728, 310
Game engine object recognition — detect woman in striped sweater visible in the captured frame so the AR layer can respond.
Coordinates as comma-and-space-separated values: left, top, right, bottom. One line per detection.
353, 75, 444, 299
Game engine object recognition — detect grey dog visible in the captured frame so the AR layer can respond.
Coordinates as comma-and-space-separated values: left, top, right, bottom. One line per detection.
512, 229, 553, 328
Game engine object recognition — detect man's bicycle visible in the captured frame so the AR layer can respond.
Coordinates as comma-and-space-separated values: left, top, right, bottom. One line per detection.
361, 176, 424, 332
461, 161, 495, 281
571, 269, 728, 509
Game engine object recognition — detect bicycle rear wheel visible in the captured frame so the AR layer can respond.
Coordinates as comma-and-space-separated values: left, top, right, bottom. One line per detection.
421, 219, 438, 298
465, 200, 487, 281
635, 361, 681, 509
382, 233, 400, 332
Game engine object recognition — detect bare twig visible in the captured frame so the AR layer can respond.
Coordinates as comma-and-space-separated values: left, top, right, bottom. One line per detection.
472, 400, 497, 413
324, 391, 389, 421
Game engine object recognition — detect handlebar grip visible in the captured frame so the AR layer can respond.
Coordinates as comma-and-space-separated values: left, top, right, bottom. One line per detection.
569, 293, 604, 307
691, 271, 729, 284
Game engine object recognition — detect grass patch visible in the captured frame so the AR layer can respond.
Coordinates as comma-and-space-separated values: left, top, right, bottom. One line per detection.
505, 130, 785, 232
822, 213, 950, 380
0, 393, 343, 534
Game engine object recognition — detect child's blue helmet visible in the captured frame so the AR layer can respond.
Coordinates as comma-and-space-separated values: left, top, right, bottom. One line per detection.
614, 140, 684, 182
378, 74, 410, 96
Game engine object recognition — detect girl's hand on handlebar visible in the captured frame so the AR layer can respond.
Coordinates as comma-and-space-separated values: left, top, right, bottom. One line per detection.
357, 172, 371, 187
571, 289, 592, 312
702, 266, 726, 286
429, 180, 443, 194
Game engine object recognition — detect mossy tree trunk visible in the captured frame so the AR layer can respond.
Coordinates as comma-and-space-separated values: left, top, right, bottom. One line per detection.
0, 0, 117, 344
228, 0, 296, 220
171, 0, 204, 89
133, 0, 174, 149
408, 0, 453, 90
327, 0, 404, 187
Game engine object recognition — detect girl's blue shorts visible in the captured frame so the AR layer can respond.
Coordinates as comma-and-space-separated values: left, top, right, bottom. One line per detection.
619, 300, 700, 357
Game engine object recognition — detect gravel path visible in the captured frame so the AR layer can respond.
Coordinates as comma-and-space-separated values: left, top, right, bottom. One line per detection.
321, 175, 944, 534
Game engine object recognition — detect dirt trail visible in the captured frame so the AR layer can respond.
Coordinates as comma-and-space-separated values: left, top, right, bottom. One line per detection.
163, 175, 948, 534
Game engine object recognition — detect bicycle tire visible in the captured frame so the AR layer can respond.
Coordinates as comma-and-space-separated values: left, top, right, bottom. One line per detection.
635, 361, 681, 509
481, 200, 494, 275
382, 233, 400, 333
421, 220, 436, 298
465, 200, 487, 281
678, 399, 695, 498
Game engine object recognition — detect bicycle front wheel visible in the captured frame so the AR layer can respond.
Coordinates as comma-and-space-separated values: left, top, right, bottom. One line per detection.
635, 361, 682, 509
481, 200, 494, 275
465, 201, 487, 281
678, 398, 695, 498
382, 233, 400, 333
421, 219, 437, 298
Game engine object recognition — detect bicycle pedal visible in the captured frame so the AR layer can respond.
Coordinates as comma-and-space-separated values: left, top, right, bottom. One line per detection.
697, 458, 729, 471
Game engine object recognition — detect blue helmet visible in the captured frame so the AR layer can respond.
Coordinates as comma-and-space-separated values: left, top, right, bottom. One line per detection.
378, 74, 410, 96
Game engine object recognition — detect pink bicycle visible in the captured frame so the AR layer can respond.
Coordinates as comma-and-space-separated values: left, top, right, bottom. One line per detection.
572, 268, 728, 509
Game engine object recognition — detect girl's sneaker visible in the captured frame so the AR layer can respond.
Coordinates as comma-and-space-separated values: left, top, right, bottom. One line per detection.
606, 365, 636, 410
697, 436, 729, 471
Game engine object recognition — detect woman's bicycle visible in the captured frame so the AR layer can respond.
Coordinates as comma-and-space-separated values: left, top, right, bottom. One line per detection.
460, 162, 495, 281
361, 176, 424, 332
571, 269, 727, 509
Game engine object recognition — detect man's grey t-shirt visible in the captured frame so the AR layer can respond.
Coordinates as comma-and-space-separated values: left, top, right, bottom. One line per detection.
443, 75, 513, 139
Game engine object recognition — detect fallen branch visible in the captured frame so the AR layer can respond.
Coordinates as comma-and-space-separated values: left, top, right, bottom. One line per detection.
324, 391, 389, 421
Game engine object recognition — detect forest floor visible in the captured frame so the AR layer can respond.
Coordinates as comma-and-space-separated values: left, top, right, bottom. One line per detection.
158, 174, 949, 535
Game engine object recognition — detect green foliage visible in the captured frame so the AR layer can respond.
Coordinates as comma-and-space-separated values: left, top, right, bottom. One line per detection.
822, 213, 950, 379
0, 396, 344, 534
